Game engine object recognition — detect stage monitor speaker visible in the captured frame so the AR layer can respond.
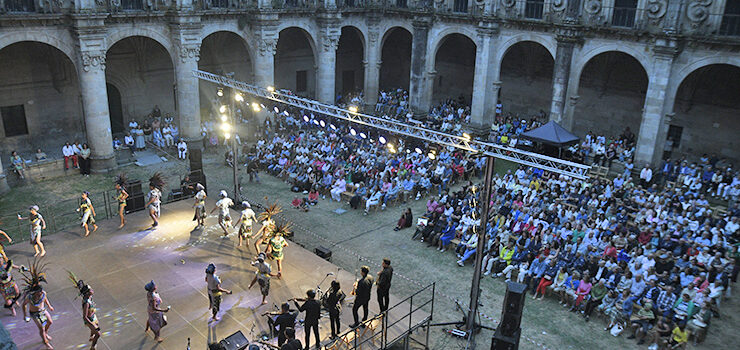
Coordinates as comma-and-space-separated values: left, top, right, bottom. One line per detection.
491, 328, 520, 350
190, 148, 203, 172
219, 330, 249, 350
189, 171, 207, 194
315, 246, 332, 261
125, 180, 145, 213
499, 281, 526, 338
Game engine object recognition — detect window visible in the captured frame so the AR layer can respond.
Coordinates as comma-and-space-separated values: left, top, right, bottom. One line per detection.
524, 0, 545, 20
1, 105, 29, 137
612, 0, 637, 28
453, 0, 468, 13
121, 0, 144, 10
3, 0, 35, 12
296, 70, 307, 92
720, 0, 740, 36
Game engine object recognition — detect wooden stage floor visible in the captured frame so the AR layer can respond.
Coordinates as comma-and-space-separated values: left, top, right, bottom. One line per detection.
1, 198, 429, 350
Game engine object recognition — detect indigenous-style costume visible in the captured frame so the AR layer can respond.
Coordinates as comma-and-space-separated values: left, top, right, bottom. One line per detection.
116, 189, 127, 212
268, 235, 287, 261
79, 197, 95, 227
1, 261, 19, 308
205, 264, 222, 316
145, 281, 166, 333
216, 196, 233, 226
237, 202, 257, 239
28, 290, 49, 325
252, 254, 271, 297
68, 272, 100, 331
193, 185, 206, 222
146, 188, 162, 217
29, 211, 43, 245
21, 259, 51, 327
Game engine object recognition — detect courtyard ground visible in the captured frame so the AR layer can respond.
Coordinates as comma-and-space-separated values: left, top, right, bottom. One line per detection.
0, 147, 737, 350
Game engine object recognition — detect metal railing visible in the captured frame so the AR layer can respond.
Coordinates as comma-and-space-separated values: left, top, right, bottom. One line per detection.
720, 14, 740, 36
611, 6, 637, 28
524, 0, 544, 20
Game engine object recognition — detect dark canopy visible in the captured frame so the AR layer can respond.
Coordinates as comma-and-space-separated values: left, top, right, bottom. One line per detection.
521, 121, 579, 147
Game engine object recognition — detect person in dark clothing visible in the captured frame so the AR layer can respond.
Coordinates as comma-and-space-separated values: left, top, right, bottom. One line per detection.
264, 302, 297, 346
324, 280, 346, 339
293, 289, 321, 349
376, 258, 393, 312
350, 266, 374, 328
394, 208, 413, 231
280, 328, 302, 350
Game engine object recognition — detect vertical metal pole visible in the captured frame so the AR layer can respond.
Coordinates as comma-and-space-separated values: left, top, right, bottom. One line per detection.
466, 156, 495, 338
231, 96, 239, 199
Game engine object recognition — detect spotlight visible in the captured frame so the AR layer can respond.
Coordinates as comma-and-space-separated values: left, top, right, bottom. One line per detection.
220, 123, 231, 132
217, 88, 223, 97
462, 132, 471, 141
219, 105, 227, 113
252, 103, 261, 112
330, 124, 337, 130
303, 115, 310, 122
319, 120, 326, 128
387, 143, 394, 149
283, 111, 289, 116
234, 93, 244, 102
313, 120, 320, 125
350, 128, 357, 136
428, 152, 436, 160
379, 136, 387, 144
406, 149, 411, 154
389, 147, 397, 154
220, 114, 228, 122
224, 132, 231, 140
348, 106, 358, 113
267, 86, 275, 92
273, 106, 280, 113
415, 147, 422, 154
359, 132, 367, 139
260, 103, 266, 109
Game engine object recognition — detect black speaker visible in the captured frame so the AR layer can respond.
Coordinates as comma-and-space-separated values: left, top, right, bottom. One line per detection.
125, 180, 145, 213
499, 281, 526, 338
190, 148, 203, 172
189, 170, 207, 194
491, 328, 520, 350
219, 330, 249, 350
315, 246, 332, 261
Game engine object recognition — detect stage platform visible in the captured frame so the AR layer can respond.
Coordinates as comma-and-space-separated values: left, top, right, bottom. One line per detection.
1, 198, 430, 350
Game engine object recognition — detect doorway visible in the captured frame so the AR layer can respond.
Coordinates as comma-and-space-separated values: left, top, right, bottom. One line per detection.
107, 83, 124, 135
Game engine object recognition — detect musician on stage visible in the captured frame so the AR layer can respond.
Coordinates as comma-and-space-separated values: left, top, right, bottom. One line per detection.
325, 281, 346, 339
292, 289, 321, 350
281, 328, 302, 350
350, 266, 373, 328
376, 258, 393, 312
262, 302, 297, 347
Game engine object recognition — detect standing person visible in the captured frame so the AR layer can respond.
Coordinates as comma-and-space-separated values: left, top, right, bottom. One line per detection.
266, 222, 290, 278
0, 228, 12, 261
0, 258, 22, 317
68, 272, 101, 349
292, 289, 321, 350
79, 143, 91, 176
62, 142, 79, 169
114, 174, 129, 229
254, 203, 282, 253
144, 281, 169, 342
135, 126, 146, 151
193, 184, 207, 229
78, 191, 98, 237
376, 258, 393, 312
20, 259, 54, 350
205, 263, 232, 321
248, 252, 275, 305
18, 206, 46, 257
210, 190, 234, 237
146, 173, 165, 228
262, 302, 297, 347
325, 280, 346, 339
235, 201, 257, 248
350, 266, 374, 328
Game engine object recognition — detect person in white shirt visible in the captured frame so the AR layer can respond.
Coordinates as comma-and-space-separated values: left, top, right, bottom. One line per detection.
330, 178, 346, 201
162, 124, 174, 147
124, 133, 135, 155
177, 140, 188, 159
640, 165, 653, 188
210, 190, 234, 237
62, 142, 78, 169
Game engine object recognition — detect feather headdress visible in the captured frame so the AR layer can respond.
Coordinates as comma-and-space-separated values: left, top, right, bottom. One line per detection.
258, 202, 283, 221
21, 258, 48, 293
148, 172, 165, 190
67, 270, 90, 297
270, 220, 293, 238
115, 173, 128, 188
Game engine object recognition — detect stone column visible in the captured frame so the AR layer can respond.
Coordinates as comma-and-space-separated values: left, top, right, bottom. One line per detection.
634, 41, 677, 166
254, 38, 277, 88
363, 19, 381, 109
0, 156, 9, 194
470, 22, 498, 132
78, 48, 116, 171
409, 16, 432, 114
316, 37, 338, 104
550, 38, 576, 123
171, 16, 203, 148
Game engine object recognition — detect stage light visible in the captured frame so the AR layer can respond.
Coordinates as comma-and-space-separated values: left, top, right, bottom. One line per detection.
252, 103, 261, 112
348, 106, 358, 113
303, 115, 310, 122
415, 147, 422, 154
330, 124, 337, 130
406, 149, 411, 154
313, 120, 320, 125
283, 111, 289, 116
224, 132, 231, 140
234, 93, 244, 102
387, 142, 394, 149
217, 88, 223, 97
220, 123, 231, 132
389, 146, 397, 154
260, 103, 266, 109
428, 152, 436, 160
379, 136, 386, 144
219, 105, 227, 113
359, 132, 367, 139
463, 132, 471, 141
273, 106, 280, 113
220, 114, 228, 122
350, 128, 357, 136
267, 86, 275, 92
319, 120, 326, 127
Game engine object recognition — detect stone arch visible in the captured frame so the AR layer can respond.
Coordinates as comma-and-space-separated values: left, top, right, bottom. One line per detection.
428, 28, 478, 71
498, 40, 555, 115
431, 33, 477, 104
275, 26, 318, 96
379, 26, 412, 91
340, 25, 366, 52
0, 31, 77, 71
201, 27, 255, 61
495, 34, 556, 73
665, 55, 740, 111
106, 27, 176, 65
379, 24, 413, 55
572, 45, 652, 94
276, 23, 318, 58
336, 26, 366, 97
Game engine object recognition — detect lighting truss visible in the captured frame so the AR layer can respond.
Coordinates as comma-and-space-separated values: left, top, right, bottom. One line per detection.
193, 70, 591, 179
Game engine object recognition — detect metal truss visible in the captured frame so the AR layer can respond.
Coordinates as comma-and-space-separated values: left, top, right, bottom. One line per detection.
194, 70, 591, 179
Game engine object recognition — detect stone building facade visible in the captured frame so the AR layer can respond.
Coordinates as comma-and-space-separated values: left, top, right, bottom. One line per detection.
0, 0, 739, 179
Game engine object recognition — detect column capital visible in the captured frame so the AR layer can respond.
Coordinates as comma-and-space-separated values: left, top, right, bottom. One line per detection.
653, 37, 680, 59
412, 15, 433, 29
320, 35, 339, 53
81, 50, 107, 72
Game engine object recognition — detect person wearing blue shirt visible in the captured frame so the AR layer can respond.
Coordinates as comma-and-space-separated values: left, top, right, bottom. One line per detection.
526, 255, 549, 294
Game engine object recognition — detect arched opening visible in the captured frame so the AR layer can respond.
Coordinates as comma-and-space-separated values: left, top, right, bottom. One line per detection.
499, 41, 554, 116
106, 36, 175, 126
335, 27, 365, 101
574, 51, 648, 139
672, 64, 740, 163
0, 41, 82, 158
432, 33, 476, 105
199, 31, 253, 121
107, 83, 124, 135
379, 27, 412, 92
275, 27, 316, 97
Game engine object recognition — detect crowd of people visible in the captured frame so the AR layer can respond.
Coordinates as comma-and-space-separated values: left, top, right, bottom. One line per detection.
124, 105, 183, 158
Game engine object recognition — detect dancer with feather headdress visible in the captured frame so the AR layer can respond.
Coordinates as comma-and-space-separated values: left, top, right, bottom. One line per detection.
114, 173, 129, 228
252, 201, 282, 253
265, 220, 291, 278
0, 256, 23, 317
68, 271, 101, 349
21, 258, 54, 349
146, 172, 165, 227
77, 191, 98, 237
18, 205, 47, 257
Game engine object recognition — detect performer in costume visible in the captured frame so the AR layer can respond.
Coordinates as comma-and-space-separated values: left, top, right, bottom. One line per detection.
146, 173, 165, 227
68, 272, 101, 349
21, 258, 54, 349
205, 263, 232, 321
253, 202, 282, 253
78, 191, 98, 237
18, 205, 46, 257
266, 221, 290, 278
0, 257, 23, 317
248, 252, 276, 305
0, 227, 12, 261
234, 201, 257, 248
144, 280, 170, 342
192, 183, 207, 228
114, 174, 129, 228
210, 190, 234, 237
